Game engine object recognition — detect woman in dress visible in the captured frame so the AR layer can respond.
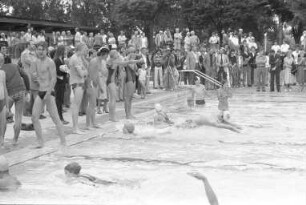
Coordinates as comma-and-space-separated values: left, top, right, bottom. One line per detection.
283, 50, 294, 92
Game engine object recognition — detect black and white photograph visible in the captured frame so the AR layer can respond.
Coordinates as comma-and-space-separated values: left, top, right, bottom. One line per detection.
0, 0, 305, 204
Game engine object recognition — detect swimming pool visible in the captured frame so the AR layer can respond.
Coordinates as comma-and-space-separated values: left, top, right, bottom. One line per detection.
2, 89, 306, 205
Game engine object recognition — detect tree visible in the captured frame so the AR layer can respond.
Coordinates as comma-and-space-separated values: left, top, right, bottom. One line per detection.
111, 0, 180, 50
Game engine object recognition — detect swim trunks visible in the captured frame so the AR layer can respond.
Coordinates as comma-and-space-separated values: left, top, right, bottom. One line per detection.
195, 99, 205, 105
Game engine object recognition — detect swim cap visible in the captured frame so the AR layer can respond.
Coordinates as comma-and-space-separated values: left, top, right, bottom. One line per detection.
0, 156, 9, 172
155, 103, 163, 112
123, 122, 135, 134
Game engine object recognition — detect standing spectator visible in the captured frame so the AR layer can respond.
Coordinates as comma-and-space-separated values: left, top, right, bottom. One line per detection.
229, 50, 238, 87
21, 41, 37, 116
0, 33, 7, 42
0, 53, 30, 146
164, 28, 173, 46
163, 47, 178, 90
271, 42, 280, 53
140, 33, 148, 49
190, 31, 200, 48
255, 49, 267, 92
186, 46, 199, 85
138, 63, 147, 99
300, 31, 306, 51
140, 47, 151, 93
184, 32, 191, 52
37, 31, 45, 42
297, 53, 306, 91
69, 43, 88, 134
153, 49, 164, 89
81, 31, 89, 47
269, 50, 281, 92
283, 50, 294, 92
54, 45, 69, 125
66, 31, 74, 47
93, 32, 103, 49
173, 28, 182, 50
101, 29, 108, 46
248, 47, 257, 86
24, 28, 32, 42
209, 32, 219, 52
107, 32, 117, 50
51, 31, 58, 47
199, 47, 211, 86
216, 48, 229, 83
74, 28, 81, 46
155, 30, 165, 48
280, 40, 290, 54
241, 45, 250, 87
0, 41, 11, 64
237, 50, 243, 87
247, 37, 258, 50
118, 31, 127, 49
88, 32, 94, 49
58, 31, 66, 46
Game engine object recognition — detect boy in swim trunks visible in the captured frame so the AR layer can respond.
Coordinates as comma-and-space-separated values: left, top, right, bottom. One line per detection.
217, 79, 232, 118
191, 77, 209, 107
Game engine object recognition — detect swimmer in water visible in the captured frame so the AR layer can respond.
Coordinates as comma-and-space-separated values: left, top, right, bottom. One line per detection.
64, 162, 115, 186
217, 78, 232, 117
177, 111, 241, 133
0, 156, 21, 191
188, 172, 219, 205
191, 77, 210, 108
122, 122, 135, 134
153, 103, 174, 126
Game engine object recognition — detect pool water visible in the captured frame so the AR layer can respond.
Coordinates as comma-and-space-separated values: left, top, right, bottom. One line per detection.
1, 89, 306, 205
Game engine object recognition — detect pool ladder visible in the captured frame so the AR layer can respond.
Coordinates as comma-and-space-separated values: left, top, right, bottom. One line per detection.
178, 70, 222, 87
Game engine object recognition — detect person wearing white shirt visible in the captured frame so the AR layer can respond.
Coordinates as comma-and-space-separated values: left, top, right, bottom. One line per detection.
24, 29, 32, 42
117, 30, 127, 48
271, 42, 280, 53
280, 41, 290, 54
140, 33, 148, 49
184, 32, 191, 52
74, 28, 81, 46
247, 37, 257, 50
174, 28, 182, 50
107, 32, 117, 49
37, 33, 45, 42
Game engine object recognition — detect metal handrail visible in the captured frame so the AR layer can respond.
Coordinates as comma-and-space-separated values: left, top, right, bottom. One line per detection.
179, 69, 222, 87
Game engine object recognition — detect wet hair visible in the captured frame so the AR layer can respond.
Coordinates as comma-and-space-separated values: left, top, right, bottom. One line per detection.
64, 162, 81, 175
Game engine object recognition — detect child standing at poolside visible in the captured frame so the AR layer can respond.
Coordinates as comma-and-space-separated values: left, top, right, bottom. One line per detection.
138, 63, 147, 99
217, 79, 233, 119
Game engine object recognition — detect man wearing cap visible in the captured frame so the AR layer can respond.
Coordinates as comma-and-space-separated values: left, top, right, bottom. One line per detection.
31, 41, 66, 148
0, 53, 30, 146
0, 156, 21, 191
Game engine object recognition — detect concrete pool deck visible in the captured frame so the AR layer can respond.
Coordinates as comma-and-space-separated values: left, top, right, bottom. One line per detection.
1, 87, 306, 205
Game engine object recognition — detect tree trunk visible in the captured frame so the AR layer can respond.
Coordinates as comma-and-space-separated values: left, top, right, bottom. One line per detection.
144, 22, 154, 51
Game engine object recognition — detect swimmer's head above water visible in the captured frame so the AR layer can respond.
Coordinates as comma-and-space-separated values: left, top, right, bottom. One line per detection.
123, 122, 135, 134
64, 162, 81, 177
0, 156, 9, 173
155, 103, 163, 112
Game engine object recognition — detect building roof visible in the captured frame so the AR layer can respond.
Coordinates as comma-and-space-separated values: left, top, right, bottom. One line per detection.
0, 15, 98, 32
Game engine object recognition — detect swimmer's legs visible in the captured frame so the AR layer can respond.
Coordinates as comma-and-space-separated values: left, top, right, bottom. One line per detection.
13, 95, 25, 145
45, 95, 66, 146
124, 81, 135, 119
0, 105, 6, 146
71, 87, 84, 133
108, 83, 117, 121
31, 96, 44, 147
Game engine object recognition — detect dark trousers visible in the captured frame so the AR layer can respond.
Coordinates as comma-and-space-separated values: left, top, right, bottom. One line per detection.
251, 66, 255, 85
55, 82, 65, 120
217, 67, 227, 82
188, 72, 195, 85
270, 70, 280, 92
